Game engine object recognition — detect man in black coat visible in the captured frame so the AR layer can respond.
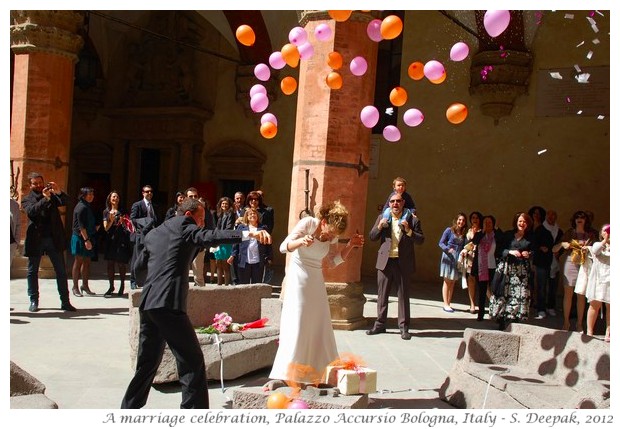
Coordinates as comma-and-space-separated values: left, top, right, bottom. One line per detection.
20, 172, 76, 312
366, 193, 424, 340
120, 198, 271, 409
129, 184, 159, 289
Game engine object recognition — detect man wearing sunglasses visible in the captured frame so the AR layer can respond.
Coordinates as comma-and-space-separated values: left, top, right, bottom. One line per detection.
367, 193, 424, 340
129, 185, 160, 289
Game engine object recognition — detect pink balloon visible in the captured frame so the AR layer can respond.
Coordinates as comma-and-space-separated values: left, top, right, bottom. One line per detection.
383, 125, 401, 142
288, 27, 308, 46
449, 42, 469, 62
366, 19, 383, 42
423, 60, 445, 81
254, 63, 271, 81
484, 10, 511, 38
287, 399, 310, 409
249, 84, 267, 98
261, 113, 278, 127
403, 108, 424, 127
360, 105, 379, 128
314, 23, 333, 42
298, 41, 315, 60
349, 56, 368, 76
250, 93, 269, 113
269, 51, 286, 70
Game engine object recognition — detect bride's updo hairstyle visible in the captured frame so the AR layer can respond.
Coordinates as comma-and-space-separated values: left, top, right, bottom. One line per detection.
316, 200, 349, 235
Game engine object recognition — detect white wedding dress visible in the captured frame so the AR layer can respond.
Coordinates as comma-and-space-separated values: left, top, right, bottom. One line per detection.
269, 216, 344, 383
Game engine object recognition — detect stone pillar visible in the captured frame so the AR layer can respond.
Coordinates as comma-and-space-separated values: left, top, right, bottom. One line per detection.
289, 11, 379, 330
10, 11, 84, 201
10, 11, 84, 277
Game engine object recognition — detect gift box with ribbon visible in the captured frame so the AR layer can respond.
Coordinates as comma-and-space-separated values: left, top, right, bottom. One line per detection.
324, 354, 377, 395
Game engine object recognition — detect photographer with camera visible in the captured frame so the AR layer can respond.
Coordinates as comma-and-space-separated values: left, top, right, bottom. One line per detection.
21, 172, 76, 312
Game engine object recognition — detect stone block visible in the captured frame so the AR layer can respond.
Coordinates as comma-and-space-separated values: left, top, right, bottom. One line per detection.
128, 284, 281, 384
440, 326, 610, 409
10, 361, 58, 409
232, 385, 368, 409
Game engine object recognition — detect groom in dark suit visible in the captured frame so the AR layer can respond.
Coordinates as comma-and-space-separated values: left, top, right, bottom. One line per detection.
366, 193, 424, 340
121, 198, 271, 409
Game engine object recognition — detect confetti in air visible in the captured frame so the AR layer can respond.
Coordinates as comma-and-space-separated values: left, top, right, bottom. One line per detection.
575, 73, 590, 83
537, 149, 547, 155
597, 115, 605, 120
592, 38, 600, 44
566, 97, 571, 103
586, 51, 594, 60
564, 13, 574, 19
574, 64, 582, 73
576, 41, 585, 47
549, 72, 563, 79
577, 110, 583, 115
385, 107, 394, 116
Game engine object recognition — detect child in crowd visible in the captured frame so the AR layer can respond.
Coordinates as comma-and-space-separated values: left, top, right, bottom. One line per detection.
382, 176, 416, 222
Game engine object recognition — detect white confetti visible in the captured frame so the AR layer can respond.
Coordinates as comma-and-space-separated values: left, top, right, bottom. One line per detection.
577, 110, 583, 115
591, 24, 599, 33
592, 38, 600, 44
537, 149, 547, 155
385, 107, 394, 116
595, 10, 604, 17
586, 51, 594, 59
597, 115, 605, 120
576, 41, 585, 47
574, 64, 582, 73
575, 73, 590, 83
564, 13, 574, 19
586, 17, 596, 25
549, 72, 563, 79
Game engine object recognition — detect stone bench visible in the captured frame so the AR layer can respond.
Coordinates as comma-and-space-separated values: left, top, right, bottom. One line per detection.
10, 361, 58, 409
439, 324, 610, 409
128, 283, 281, 383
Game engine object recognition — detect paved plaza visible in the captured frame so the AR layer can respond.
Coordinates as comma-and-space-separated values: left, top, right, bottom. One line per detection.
9, 263, 583, 410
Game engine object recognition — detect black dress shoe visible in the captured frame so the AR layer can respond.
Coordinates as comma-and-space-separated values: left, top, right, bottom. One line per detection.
400, 330, 412, 340
29, 302, 39, 312
365, 327, 386, 335
61, 302, 77, 312
104, 286, 114, 298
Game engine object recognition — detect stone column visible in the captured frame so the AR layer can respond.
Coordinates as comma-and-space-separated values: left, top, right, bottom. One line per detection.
11, 11, 84, 200
10, 11, 84, 277
288, 11, 379, 330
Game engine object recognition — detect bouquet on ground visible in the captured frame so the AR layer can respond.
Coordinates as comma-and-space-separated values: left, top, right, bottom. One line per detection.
196, 312, 269, 334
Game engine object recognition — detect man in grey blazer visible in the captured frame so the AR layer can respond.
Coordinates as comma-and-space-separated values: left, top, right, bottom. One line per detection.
366, 193, 424, 340
121, 198, 271, 409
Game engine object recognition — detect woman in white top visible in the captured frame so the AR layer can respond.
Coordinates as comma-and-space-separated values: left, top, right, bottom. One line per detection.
585, 224, 610, 341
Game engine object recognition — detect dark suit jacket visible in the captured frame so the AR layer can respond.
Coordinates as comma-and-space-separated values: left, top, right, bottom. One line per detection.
231, 224, 273, 268
369, 213, 424, 276
131, 199, 159, 226
139, 215, 244, 313
21, 190, 69, 256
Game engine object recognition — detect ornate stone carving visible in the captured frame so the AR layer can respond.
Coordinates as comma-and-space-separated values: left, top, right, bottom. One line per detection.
326, 282, 367, 331
469, 50, 533, 124
297, 10, 379, 26
10, 10, 84, 59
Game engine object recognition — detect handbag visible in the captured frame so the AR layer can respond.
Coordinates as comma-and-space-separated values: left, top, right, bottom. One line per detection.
491, 259, 508, 297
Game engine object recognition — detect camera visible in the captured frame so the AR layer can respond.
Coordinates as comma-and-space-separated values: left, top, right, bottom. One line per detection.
43, 183, 53, 191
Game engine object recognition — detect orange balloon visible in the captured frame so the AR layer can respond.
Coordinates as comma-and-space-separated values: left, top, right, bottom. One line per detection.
267, 392, 289, 409
380, 15, 403, 40
326, 71, 343, 89
235, 25, 255, 47
430, 71, 447, 84
280, 76, 297, 95
389, 86, 408, 107
407, 61, 425, 80
260, 122, 278, 139
328, 10, 352, 22
281, 44, 300, 68
446, 103, 468, 124
326, 51, 343, 70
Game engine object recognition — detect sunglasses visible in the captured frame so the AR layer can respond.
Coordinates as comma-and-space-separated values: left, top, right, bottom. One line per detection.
389, 199, 403, 204
143, 190, 153, 194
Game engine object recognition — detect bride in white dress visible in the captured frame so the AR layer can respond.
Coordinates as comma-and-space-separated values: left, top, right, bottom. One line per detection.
268, 201, 364, 386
